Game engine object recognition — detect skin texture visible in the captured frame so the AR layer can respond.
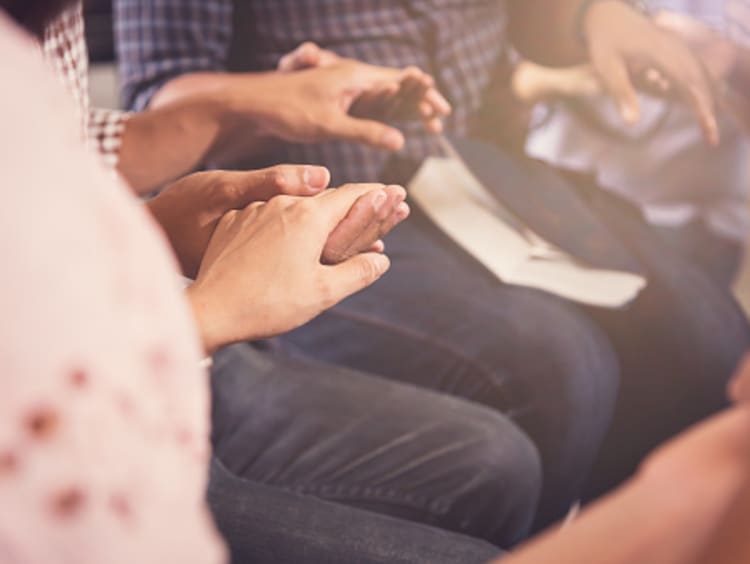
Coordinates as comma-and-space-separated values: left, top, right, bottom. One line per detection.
186, 184, 402, 353
508, 0, 719, 144
147, 166, 408, 278
118, 61, 450, 195
277, 41, 452, 134
134, 58, 451, 195
494, 357, 750, 564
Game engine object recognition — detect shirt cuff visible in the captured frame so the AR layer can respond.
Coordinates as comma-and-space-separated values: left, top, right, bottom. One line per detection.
88, 108, 131, 168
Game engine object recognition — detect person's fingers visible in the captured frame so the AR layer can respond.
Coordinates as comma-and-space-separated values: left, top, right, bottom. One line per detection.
278, 42, 321, 71
322, 188, 388, 264
322, 252, 391, 305
729, 354, 750, 404
379, 201, 410, 237
324, 114, 405, 150
368, 240, 386, 254
224, 165, 331, 206
681, 66, 720, 145
315, 183, 407, 234
424, 88, 452, 116
322, 186, 406, 263
592, 50, 641, 124
351, 83, 400, 118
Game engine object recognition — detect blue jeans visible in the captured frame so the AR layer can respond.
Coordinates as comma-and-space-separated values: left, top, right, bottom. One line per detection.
207, 457, 502, 564
654, 221, 743, 290
209, 343, 532, 560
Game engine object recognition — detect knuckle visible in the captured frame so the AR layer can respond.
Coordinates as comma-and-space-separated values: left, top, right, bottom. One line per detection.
356, 259, 379, 285
267, 167, 290, 191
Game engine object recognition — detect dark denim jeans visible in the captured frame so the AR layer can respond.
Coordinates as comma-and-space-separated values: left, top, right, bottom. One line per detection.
209, 343, 533, 561
207, 457, 502, 564
653, 221, 743, 291
207, 163, 749, 561
282, 179, 750, 519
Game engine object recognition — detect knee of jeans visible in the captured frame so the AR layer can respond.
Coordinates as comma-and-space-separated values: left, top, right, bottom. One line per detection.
436, 413, 542, 548
504, 299, 620, 437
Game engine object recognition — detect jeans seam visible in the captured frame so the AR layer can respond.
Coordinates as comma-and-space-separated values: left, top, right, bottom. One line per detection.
283, 483, 453, 517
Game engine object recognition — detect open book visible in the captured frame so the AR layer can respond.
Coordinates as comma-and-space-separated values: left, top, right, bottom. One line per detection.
408, 153, 647, 308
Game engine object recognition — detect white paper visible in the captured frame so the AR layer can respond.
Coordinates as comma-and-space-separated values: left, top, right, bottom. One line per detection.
408, 157, 646, 308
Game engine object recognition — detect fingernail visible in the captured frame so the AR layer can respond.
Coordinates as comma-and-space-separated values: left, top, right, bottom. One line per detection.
373, 254, 390, 274
304, 166, 330, 191
381, 129, 404, 151
371, 190, 387, 212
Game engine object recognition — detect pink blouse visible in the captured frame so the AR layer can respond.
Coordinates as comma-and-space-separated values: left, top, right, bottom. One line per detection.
0, 13, 226, 564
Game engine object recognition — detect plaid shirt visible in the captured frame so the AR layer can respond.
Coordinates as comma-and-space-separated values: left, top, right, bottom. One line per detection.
45, 4, 129, 168
115, 0, 508, 184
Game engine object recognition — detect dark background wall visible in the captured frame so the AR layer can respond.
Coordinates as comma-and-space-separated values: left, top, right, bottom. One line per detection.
84, 0, 114, 62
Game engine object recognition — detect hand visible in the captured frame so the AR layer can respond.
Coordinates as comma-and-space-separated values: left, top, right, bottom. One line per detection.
187, 184, 404, 352
148, 166, 409, 278
275, 42, 451, 136
512, 60, 603, 103
147, 165, 330, 278
654, 12, 737, 83
583, 0, 719, 144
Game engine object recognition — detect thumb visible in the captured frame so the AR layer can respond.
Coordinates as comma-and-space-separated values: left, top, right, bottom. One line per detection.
223, 165, 331, 207
325, 114, 405, 151
594, 52, 641, 124
323, 253, 391, 303
278, 42, 322, 71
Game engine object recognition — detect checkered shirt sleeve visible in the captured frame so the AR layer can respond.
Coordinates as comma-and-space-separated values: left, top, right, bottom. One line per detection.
115, 0, 233, 111
44, 3, 130, 168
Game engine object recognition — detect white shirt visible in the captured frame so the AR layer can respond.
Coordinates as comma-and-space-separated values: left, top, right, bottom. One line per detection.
526, 0, 750, 242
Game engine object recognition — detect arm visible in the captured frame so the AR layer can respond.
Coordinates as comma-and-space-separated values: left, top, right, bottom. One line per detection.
496, 406, 750, 564
507, 0, 592, 66
113, 0, 450, 194
508, 0, 719, 142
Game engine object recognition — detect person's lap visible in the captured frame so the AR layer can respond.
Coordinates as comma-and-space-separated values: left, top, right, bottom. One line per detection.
283, 162, 750, 513
282, 212, 620, 530
207, 457, 502, 564
209, 342, 541, 549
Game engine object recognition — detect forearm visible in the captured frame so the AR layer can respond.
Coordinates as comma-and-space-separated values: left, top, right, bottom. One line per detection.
498, 408, 750, 564
509, 0, 642, 67
507, 0, 591, 66
500, 479, 714, 564
117, 95, 231, 195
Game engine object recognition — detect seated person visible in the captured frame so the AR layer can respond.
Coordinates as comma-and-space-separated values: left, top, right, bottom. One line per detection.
115, 0, 631, 533
0, 5, 513, 563
10, 0, 553, 555
3, 7, 749, 561
517, 0, 750, 288
116, 0, 750, 525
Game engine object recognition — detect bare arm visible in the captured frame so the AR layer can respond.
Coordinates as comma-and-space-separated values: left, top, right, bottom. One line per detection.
116, 91, 262, 195
507, 0, 591, 66
496, 406, 750, 564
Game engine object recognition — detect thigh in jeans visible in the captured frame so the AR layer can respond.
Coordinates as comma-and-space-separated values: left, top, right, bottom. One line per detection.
210, 343, 542, 549
207, 458, 502, 564
283, 212, 620, 530
577, 189, 750, 498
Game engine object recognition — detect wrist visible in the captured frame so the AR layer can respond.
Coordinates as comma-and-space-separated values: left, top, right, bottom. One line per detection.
186, 284, 225, 355
579, 0, 643, 44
